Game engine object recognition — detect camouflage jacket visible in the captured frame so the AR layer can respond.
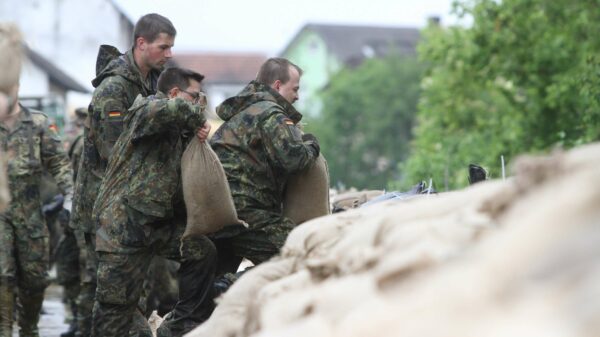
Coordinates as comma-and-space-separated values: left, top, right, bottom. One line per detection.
0, 105, 73, 237
93, 92, 206, 251
210, 81, 318, 227
70, 45, 162, 233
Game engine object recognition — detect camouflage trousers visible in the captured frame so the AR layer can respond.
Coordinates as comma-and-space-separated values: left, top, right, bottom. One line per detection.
211, 210, 296, 277
92, 204, 217, 337
73, 229, 97, 337
0, 212, 49, 293
54, 223, 80, 328
55, 226, 81, 325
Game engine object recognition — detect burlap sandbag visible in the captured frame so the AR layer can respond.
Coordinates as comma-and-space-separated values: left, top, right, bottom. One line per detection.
0, 23, 23, 93
332, 189, 384, 211
283, 154, 330, 224
185, 258, 296, 337
181, 138, 242, 238
0, 23, 21, 212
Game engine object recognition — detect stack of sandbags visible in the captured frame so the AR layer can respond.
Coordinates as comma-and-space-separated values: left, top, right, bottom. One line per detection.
187, 142, 600, 337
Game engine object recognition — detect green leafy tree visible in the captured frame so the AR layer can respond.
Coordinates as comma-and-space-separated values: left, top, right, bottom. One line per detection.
306, 55, 423, 190
399, 0, 600, 190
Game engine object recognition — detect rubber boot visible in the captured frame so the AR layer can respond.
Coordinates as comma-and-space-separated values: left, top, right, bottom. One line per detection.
0, 283, 14, 337
18, 290, 45, 337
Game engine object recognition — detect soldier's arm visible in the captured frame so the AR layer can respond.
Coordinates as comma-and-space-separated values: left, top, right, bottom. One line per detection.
260, 111, 318, 173
91, 79, 129, 161
40, 120, 74, 196
130, 97, 206, 142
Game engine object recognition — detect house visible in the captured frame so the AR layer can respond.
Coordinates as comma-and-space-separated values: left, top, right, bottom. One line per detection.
279, 23, 420, 116
19, 45, 89, 130
0, 0, 134, 114
173, 53, 267, 119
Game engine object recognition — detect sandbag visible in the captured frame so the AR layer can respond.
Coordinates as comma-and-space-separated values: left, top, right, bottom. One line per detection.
283, 154, 330, 224
181, 138, 242, 238
185, 258, 296, 337
0, 23, 22, 93
0, 23, 21, 212
331, 189, 384, 211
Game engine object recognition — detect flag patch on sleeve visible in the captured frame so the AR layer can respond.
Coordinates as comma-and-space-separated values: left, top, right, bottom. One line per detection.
108, 111, 121, 118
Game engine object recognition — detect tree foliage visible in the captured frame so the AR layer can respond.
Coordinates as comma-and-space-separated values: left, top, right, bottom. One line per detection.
306, 55, 423, 190
398, 0, 600, 190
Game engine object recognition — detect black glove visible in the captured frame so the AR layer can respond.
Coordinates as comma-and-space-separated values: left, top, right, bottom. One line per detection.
41, 194, 65, 216
302, 133, 320, 156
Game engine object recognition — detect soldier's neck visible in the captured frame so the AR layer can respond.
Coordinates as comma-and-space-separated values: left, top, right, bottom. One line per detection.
133, 49, 150, 80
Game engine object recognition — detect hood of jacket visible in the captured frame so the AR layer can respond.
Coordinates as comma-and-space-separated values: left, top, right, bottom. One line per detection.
91, 45, 144, 88
216, 80, 302, 123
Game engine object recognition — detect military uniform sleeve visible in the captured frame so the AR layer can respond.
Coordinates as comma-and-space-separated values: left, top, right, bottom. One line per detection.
91, 79, 129, 161
130, 97, 206, 142
260, 111, 318, 173
41, 120, 74, 195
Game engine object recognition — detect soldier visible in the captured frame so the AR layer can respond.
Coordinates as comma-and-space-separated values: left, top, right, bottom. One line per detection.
55, 107, 86, 337
91, 67, 215, 337
210, 58, 320, 281
69, 13, 175, 336
0, 86, 74, 337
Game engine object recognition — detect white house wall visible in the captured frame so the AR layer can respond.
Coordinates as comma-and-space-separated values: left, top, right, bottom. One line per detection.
0, 0, 132, 109
19, 57, 49, 97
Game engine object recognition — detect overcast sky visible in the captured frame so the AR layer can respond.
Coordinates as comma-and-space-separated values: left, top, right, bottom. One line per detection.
114, 0, 460, 55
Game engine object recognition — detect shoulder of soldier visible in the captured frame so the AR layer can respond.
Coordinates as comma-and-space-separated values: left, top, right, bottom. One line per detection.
241, 100, 283, 121
28, 109, 51, 126
93, 74, 129, 97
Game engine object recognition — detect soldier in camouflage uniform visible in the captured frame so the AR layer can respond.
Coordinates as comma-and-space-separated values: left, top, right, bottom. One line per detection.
210, 58, 320, 278
56, 107, 86, 337
69, 13, 175, 337
91, 67, 215, 337
0, 94, 74, 337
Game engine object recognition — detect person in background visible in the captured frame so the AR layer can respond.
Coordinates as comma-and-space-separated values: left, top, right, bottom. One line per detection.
55, 106, 86, 337
0, 84, 74, 337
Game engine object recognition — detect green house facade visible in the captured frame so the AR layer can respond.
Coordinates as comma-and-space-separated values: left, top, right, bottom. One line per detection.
280, 23, 420, 117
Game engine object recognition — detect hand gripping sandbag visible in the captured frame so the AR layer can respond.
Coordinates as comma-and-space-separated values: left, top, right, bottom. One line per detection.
283, 154, 331, 224
181, 138, 243, 238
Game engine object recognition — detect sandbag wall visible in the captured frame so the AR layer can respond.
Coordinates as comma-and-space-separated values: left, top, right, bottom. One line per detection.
187, 142, 600, 337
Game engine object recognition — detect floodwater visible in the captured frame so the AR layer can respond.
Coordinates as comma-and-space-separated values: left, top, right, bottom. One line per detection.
11, 283, 69, 337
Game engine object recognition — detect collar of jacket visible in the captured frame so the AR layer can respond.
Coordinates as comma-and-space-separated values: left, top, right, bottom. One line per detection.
216, 81, 303, 123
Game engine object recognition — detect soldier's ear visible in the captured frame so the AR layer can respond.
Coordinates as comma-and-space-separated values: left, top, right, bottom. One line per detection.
135, 37, 146, 51
168, 87, 179, 99
272, 80, 282, 91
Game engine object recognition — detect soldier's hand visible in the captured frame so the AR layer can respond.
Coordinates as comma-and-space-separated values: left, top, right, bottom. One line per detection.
302, 133, 320, 156
42, 194, 65, 216
196, 122, 211, 142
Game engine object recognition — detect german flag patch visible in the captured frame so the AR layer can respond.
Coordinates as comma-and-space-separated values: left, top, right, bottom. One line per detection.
108, 111, 122, 118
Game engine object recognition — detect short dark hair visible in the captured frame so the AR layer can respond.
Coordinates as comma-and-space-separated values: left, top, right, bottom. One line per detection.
256, 57, 303, 85
133, 13, 176, 44
157, 67, 204, 94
